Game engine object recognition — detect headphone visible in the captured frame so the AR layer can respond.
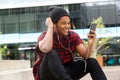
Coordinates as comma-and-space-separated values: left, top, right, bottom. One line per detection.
55, 29, 75, 61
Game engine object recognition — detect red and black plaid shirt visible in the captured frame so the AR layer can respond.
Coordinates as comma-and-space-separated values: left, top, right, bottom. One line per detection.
33, 30, 83, 80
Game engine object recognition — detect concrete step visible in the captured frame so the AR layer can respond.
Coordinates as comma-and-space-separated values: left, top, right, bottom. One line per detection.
0, 68, 34, 80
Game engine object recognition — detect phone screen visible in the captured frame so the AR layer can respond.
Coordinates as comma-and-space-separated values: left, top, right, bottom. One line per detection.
89, 24, 96, 34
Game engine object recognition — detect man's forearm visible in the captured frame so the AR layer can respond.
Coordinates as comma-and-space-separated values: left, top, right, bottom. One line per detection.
86, 42, 94, 58
39, 27, 53, 53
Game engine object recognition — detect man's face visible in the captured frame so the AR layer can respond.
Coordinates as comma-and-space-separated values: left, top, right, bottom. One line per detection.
55, 16, 71, 36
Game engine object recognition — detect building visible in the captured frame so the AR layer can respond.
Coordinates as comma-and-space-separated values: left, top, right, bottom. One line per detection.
0, 0, 120, 66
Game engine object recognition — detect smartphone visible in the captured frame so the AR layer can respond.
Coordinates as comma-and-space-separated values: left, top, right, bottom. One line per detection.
89, 24, 96, 34
89, 24, 96, 38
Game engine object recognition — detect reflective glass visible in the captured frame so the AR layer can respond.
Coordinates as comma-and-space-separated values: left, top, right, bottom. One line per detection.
4, 15, 19, 33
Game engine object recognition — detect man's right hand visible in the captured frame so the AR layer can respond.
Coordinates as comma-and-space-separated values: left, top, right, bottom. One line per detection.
45, 17, 54, 28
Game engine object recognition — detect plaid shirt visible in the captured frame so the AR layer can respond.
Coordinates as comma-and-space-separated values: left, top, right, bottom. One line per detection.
33, 30, 83, 80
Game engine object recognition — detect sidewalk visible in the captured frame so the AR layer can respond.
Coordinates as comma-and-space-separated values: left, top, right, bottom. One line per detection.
80, 66, 120, 80
0, 66, 120, 80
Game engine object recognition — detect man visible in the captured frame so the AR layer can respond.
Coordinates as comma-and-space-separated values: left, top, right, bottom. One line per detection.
33, 6, 107, 80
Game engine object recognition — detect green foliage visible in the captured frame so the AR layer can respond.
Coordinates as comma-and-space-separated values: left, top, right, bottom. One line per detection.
92, 17, 112, 53
91, 16, 105, 28
95, 37, 112, 51
0, 44, 8, 56
82, 40, 88, 47
0, 32, 8, 57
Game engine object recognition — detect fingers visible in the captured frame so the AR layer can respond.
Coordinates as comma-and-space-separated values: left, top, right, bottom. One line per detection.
45, 17, 54, 28
88, 30, 96, 39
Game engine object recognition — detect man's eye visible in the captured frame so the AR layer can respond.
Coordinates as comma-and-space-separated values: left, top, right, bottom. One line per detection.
62, 22, 66, 24
68, 22, 70, 25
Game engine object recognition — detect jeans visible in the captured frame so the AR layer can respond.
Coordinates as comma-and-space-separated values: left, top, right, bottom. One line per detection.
39, 49, 107, 80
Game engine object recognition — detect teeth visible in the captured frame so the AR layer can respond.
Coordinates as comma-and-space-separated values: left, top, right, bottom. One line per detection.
64, 30, 68, 31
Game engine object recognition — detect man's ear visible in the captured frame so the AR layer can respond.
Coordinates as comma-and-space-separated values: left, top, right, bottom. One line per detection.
53, 24, 57, 31
53, 24, 56, 28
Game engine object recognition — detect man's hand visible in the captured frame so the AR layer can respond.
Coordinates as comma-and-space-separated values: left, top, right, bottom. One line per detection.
45, 17, 54, 28
88, 30, 96, 44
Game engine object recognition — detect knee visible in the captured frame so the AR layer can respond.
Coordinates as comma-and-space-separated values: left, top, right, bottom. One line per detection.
41, 49, 59, 64
87, 58, 99, 65
47, 49, 58, 56
45, 49, 59, 60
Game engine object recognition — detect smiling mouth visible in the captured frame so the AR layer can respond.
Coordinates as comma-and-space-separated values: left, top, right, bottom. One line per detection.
63, 29, 69, 35
64, 30, 68, 32
64, 29, 69, 32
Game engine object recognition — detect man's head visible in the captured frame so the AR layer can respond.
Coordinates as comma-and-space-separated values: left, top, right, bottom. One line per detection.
49, 6, 71, 36
49, 6, 70, 23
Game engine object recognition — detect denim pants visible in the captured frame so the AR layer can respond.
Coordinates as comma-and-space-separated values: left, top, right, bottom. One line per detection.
39, 49, 107, 80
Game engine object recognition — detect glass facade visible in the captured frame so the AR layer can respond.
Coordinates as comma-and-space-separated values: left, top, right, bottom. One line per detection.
0, 6, 49, 34
0, 0, 120, 66
1, 1, 120, 34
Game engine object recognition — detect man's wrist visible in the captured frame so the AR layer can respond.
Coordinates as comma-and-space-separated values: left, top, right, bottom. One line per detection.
48, 26, 53, 29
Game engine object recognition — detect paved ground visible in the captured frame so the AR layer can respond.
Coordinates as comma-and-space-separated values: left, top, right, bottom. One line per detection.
1, 65, 120, 80
80, 66, 120, 80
